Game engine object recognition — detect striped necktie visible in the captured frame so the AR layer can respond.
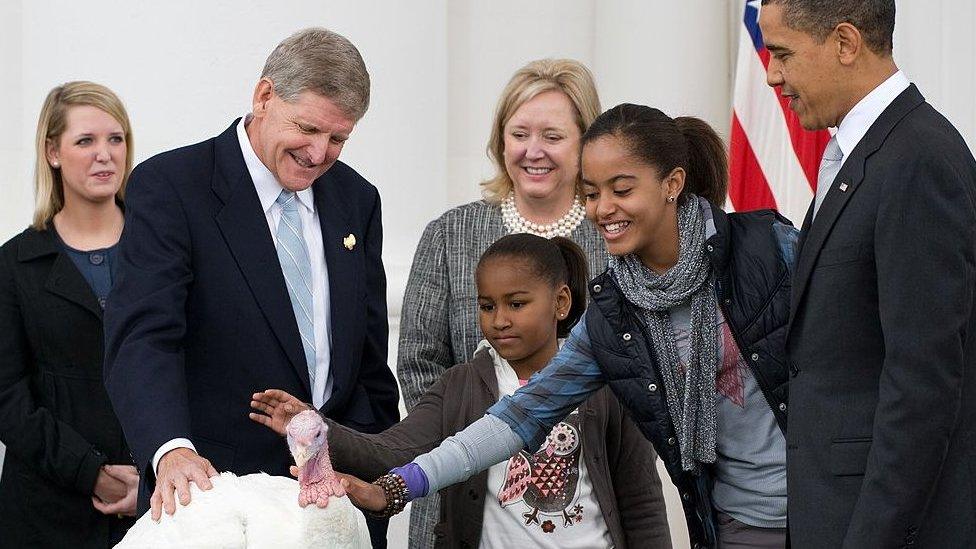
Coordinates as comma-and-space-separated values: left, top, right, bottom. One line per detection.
275, 190, 316, 386
812, 136, 843, 221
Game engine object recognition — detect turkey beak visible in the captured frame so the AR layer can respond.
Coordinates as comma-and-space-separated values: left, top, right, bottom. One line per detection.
292, 444, 312, 468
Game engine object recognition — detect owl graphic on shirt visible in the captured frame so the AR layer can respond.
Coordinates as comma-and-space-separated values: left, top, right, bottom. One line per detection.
497, 410, 584, 530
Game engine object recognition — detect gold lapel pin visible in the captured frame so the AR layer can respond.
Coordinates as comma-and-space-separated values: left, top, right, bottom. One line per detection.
343, 233, 356, 251
839, 182, 849, 192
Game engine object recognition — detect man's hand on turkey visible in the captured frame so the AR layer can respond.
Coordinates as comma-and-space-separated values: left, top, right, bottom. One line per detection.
151, 448, 218, 521
250, 389, 313, 436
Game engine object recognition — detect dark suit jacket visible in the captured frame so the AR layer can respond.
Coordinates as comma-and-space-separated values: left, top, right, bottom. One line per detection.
786, 84, 976, 548
0, 227, 134, 548
103, 121, 399, 509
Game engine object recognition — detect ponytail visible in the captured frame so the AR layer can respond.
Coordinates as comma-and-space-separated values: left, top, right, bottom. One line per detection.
582, 104, 728, 207
550, 236, 589, 337
674, 116, 727, 207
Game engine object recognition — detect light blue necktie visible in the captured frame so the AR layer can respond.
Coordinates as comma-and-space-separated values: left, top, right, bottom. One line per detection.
275, 190, 316, 386
812, 136, 843, 221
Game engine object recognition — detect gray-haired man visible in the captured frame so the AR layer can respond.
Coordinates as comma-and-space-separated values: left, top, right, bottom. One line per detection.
104, 28, 398, 546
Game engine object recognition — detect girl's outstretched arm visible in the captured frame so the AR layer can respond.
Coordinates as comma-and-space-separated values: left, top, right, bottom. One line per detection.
252, 377, 451, 481
398, 318, 606, 498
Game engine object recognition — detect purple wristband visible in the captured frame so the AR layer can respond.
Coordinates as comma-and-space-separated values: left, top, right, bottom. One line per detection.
390, 463, 429, 500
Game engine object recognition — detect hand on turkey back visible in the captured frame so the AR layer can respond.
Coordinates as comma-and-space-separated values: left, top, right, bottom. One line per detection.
286, 410, 348, 508
151, 448, 218, 521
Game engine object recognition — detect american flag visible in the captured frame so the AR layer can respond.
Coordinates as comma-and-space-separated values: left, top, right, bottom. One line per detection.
729, 0, 831, 225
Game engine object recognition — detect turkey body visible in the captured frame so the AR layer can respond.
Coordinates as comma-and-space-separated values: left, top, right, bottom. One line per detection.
115, 472, 371, 549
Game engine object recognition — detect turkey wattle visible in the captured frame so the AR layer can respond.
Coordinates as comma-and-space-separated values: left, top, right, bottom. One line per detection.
115, 410, 370, 548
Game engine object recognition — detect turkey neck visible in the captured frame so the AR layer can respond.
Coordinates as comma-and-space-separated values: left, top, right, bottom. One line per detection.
300, 442, 338, 486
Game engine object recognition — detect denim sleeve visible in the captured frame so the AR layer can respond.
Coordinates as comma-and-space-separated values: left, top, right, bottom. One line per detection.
411, 413, 524, 495
488, 316, 607, 449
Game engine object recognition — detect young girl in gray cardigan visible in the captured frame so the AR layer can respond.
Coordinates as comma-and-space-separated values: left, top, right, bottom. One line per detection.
251, 234, 671, 549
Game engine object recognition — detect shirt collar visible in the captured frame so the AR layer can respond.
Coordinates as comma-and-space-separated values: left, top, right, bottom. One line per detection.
834, 70, 910, 158
476, 338, 566, 383
236, 115, 315, 214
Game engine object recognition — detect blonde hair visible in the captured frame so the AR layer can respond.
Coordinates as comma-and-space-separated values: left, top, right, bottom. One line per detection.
33, 81, 133, 230
481, 59, 601, 203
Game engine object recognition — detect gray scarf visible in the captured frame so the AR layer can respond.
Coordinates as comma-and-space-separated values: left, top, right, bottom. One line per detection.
609, 195, 718, 472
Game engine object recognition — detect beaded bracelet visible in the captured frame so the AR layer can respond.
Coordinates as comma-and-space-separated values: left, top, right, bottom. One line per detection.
369, 473, 410, 518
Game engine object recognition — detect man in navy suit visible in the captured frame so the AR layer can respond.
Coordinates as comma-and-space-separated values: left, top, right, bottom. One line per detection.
760, 1, 976, 546
104, 28, 398, 545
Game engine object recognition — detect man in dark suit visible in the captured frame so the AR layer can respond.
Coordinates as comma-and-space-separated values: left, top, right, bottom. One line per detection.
759, 1, 976, 547
103, 28, 399, 545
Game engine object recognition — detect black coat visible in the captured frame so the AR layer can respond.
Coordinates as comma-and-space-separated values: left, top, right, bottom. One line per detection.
585, 205, 797, 548
787, 84, 976, 548
0, 227, 134, 548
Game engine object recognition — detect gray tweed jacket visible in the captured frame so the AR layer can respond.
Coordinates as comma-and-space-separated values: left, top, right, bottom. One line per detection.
396, 199, 607, 548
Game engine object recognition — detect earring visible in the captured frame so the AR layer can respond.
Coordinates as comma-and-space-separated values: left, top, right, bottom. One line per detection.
51, 161, 60, 168
667, 195, 675, 203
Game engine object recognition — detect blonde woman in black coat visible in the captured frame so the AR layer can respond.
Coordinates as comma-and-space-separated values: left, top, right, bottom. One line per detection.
0, 81, 137, 548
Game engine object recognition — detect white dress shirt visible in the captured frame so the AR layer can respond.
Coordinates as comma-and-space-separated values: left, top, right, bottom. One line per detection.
833, 70, 910, 163
152, 116, 334, 473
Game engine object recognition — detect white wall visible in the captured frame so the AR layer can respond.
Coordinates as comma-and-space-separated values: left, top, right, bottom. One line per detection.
1, 2, 974, 547
895, 1, 976, 150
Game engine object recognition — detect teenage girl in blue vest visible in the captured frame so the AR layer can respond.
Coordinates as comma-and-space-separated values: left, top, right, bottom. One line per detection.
291, 104, 796, 549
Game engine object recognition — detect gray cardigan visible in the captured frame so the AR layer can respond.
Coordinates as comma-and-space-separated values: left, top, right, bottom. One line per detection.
397, 199, 607, 409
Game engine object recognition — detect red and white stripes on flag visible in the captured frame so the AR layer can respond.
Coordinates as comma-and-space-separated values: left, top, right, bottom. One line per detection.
729, 0, 831, 226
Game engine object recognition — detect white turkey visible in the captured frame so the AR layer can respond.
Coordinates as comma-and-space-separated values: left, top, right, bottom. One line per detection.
115, 410, 371, 548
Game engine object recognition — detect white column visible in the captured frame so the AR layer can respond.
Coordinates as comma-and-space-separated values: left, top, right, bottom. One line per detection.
446, 0, 596, 208
0, 0, 27, 235
594, 0, 734, 138
895, 0, 976, 151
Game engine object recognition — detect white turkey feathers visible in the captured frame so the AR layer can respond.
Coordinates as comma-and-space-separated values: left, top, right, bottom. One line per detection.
115, 472, 371, 549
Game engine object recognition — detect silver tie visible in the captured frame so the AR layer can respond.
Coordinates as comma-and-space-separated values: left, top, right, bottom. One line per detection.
812, 136, 843, 221
275, 190, 316, 386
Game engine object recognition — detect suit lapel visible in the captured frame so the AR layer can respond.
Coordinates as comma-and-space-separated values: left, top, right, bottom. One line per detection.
788, 85, 926, 334
314, 172, 362, 411
211, 121, 311, 395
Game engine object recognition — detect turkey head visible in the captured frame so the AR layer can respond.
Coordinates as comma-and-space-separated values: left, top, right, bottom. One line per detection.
286, 410, 346, 507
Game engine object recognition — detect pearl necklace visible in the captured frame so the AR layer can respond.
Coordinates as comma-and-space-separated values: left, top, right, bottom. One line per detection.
500, 192, 586, 238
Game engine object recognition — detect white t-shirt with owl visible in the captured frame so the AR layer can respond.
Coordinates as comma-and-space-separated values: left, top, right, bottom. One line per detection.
477, 341, 612, 549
